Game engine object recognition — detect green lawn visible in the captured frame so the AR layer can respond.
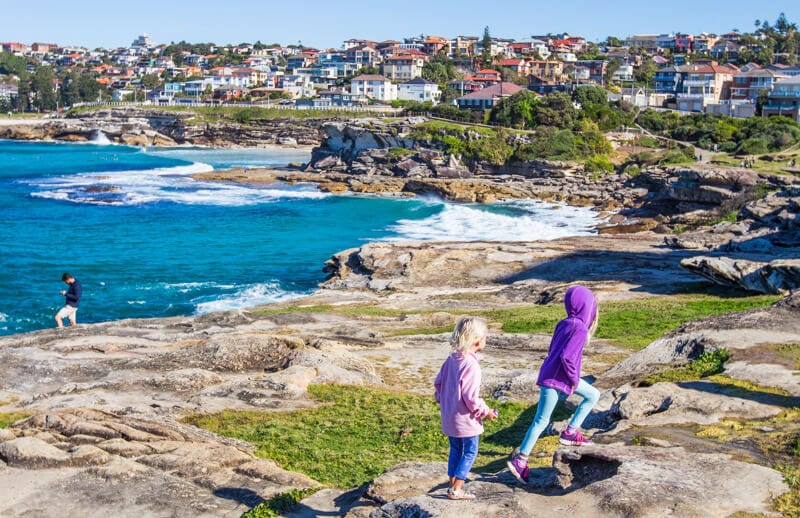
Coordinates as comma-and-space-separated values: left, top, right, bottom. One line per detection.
258, 292, 780, 350
184, 384, 567, 489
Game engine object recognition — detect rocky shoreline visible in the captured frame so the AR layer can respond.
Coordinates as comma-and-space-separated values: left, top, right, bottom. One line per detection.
1, 108, 800, 516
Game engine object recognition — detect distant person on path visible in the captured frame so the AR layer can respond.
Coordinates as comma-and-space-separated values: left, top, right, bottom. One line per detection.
507, 285, 600, 484
434, 316, 498, 500
55, 272, 82, 328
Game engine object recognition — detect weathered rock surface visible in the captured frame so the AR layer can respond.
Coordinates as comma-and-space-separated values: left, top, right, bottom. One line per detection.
354, 444, 787, 518
681, 256, 800, 294
1, 229, 799, 516
0, 408, 319, 517
552, 444, 786, 517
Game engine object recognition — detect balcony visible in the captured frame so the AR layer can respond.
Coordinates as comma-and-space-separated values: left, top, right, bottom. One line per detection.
769, 91, 800, 100
684, 80, 716, 87
677, 93, 715, 101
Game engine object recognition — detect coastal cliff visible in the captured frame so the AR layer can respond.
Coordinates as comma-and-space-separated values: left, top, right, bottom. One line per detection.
0, 107, 323, 148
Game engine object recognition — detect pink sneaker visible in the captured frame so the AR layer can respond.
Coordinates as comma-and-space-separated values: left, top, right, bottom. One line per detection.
558, 429, 593, 446
506, 453, 529, 483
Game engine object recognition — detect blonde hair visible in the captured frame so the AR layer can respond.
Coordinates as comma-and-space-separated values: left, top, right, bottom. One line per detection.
450, 316, 488, 353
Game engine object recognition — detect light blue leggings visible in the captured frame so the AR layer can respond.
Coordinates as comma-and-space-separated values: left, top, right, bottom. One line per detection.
519, 379, 600, 456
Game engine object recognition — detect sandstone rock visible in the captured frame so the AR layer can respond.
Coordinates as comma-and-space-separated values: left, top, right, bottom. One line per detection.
366, 462, 448, 504
120, 133, 150, 147
235, 459, 319, 487
96, 438, 154, 457
318, 181, 349, 193
553, 444, 786, 516
681, 255, 800, 294
602, 333, 712, 385
611, 381, 786, 429
0, 437, 71, 468
68, 444, 111, 466
0, 429, 16, 443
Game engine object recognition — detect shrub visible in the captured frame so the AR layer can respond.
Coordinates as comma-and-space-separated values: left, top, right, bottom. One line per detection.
637, 136, 660, 148
584, 155, 614, 173
234, 108, 253, 124
623, 164, 641, 177
660, 149, 694, 165
738, 137, 770, 155
630, 151, 656, 164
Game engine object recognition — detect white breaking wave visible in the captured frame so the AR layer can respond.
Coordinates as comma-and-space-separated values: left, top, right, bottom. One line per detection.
193, 282, 301, 314
26, 162, 327, 206
90, 130, 113, 145
0, 312, 7, 323
147, 147, 311, 168
386, 199, 604, 242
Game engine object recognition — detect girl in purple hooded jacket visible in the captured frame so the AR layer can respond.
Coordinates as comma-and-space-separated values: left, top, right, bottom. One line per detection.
507, 285, 600, 484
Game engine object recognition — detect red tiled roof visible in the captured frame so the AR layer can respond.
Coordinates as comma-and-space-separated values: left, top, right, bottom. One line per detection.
692, 64, 739, 74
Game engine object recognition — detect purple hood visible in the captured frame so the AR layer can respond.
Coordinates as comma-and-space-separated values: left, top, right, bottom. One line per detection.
536, 285, 597, 394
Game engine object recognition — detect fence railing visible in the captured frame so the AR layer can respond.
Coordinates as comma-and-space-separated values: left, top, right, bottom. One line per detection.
69, 101, 402, 113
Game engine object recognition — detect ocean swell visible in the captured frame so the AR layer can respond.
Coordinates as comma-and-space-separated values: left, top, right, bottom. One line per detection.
386, 199, 602, 242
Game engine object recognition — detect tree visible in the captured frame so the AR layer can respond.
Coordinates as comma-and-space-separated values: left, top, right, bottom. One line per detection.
604, 58, 622, 85
489, 90, 539, 128
77, 74, 102, 102
0, 51, 27, 76
535, 92, 578, 129
59, 72, 81, 107
634, 60, 657, 84
141, 74, 161, 90
481, 26, 493, 65
30, 66, 57, 111
574, 85, 608, 107
422, 61, 449, 84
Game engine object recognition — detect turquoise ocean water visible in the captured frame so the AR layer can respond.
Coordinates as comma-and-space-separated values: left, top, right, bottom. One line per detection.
0, 139, 601, 335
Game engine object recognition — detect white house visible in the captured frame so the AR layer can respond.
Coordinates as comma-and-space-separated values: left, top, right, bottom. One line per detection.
612, 65, 635, 83
278, 74, 315, 98
398, 77, 441, 104
350, 74, 397, 102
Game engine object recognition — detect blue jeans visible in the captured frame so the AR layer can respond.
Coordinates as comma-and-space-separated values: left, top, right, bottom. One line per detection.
448, 435, 479, 481
518, 379, 600, 456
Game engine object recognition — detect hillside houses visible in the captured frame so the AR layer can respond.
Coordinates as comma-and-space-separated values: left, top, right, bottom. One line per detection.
2, 24, 800, 122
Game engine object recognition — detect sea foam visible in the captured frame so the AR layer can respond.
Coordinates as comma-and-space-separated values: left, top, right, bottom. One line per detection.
193, 282, 301, 314
27, 162, 327, 206
386, 199, 603, 242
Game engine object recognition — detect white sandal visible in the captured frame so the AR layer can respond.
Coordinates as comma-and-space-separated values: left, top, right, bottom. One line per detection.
447, 487, 477, 500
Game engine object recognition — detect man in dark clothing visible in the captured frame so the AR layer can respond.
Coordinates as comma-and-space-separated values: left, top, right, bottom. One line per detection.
55, 272, 82, 328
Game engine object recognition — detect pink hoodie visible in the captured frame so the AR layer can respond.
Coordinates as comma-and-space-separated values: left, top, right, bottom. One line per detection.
434, 351, 491, 438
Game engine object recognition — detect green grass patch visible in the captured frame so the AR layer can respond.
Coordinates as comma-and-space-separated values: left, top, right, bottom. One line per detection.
478, 294, 780, 350
0, 412, 29, 428
254, 293, 779, 350
387, 147, 416, 159
184, 384, 567, 489
241, 488, 319, 518
640, 349, 730, 385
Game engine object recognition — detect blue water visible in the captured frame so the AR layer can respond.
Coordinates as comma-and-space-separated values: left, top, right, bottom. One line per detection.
0, 139, 601, 335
